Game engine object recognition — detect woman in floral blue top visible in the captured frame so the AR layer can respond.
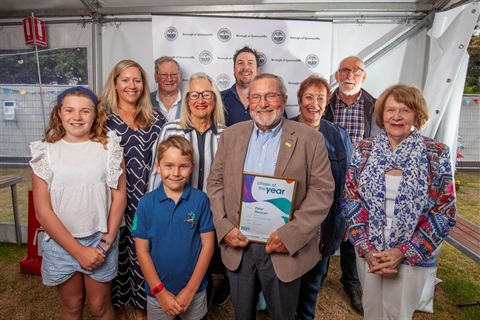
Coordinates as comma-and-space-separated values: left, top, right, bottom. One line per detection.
341, 84, 457, 319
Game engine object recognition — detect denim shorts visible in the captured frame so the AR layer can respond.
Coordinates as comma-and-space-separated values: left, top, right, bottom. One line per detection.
41, 231, 119, 286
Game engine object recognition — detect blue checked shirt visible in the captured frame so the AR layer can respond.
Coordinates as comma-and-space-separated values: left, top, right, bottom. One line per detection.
332, 91, 366, 147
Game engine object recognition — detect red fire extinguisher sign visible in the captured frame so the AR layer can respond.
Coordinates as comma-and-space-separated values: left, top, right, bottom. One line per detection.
23, 16, 47, 47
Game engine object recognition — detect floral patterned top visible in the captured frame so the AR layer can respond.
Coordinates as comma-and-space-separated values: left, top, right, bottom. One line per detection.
341, 131, 457, 267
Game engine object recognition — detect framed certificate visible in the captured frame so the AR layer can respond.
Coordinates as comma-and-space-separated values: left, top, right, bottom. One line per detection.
238, 172, 297, 244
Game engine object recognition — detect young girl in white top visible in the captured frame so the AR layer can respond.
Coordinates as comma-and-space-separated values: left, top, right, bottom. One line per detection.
30, 87, 127, 319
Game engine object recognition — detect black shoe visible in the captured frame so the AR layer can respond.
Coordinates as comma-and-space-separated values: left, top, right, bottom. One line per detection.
347, 288, 364, 316
212, 277, 231, 306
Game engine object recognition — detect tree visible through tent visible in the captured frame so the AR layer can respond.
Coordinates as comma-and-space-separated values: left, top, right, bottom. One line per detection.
0, 47, 87, 85
465, 34, 480, 94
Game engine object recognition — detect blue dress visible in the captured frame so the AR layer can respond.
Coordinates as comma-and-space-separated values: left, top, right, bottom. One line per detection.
107, 112, 165, 310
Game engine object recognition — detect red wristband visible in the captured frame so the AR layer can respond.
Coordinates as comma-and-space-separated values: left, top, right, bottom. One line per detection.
150, 282, 165, 296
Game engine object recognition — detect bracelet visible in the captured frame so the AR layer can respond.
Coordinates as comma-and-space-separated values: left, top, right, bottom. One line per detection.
101, 238, 113, 246
96, 244, 108, 255
150, 282, 165, 296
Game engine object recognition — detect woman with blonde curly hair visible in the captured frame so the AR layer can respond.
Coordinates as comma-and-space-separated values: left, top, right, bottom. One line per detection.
102, 60, 166, 319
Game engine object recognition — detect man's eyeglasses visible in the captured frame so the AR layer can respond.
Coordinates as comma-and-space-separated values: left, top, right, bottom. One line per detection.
338, 68, 364, 76
248, 93, 283, 103
157, 72, 179, 80
188, 91, 214, 100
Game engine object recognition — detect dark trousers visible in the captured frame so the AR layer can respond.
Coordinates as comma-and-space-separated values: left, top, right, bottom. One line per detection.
296, 240, 361, 320
207, 236, 227, 302
227, 243, 301, 320
340, 240, 361, 292
296, 256, 330, 320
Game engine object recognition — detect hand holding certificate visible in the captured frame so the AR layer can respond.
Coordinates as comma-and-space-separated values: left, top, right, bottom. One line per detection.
238, 173, 297, 243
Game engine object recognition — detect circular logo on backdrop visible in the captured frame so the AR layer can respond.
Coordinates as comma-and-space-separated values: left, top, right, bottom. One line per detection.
271, 30, 286, 44
305, 54, 319, 68
258, 52, 267, 67
164, 27, 178, 41
217, 28, 232, 42
199, 50, 213, 65
216, 74, 231, 89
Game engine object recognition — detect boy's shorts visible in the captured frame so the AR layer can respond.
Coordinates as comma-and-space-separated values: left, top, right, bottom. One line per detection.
147, 289, 207, 320
41, 231, 119, 286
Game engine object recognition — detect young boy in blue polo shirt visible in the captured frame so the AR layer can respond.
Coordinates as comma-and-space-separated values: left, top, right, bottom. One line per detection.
133, 135, 215, 320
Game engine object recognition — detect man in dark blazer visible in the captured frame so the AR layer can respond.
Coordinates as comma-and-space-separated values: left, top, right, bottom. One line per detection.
207, 73, 335, 319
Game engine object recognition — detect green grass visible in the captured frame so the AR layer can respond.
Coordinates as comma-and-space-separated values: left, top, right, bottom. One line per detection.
0, 166, 32, 225
0, 167, 479, 319
454, 170, 480, 225
0, 241, 26, 264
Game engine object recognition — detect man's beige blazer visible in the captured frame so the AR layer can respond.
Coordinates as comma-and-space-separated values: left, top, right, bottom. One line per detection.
207, 119, 335, 282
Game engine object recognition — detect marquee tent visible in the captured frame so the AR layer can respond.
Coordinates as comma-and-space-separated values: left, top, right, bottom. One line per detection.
0, 0, 478, 166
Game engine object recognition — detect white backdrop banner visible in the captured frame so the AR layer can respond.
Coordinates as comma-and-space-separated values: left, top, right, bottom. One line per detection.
152, 15, 332, 115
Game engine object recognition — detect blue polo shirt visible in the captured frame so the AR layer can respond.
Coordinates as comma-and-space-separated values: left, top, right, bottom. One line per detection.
221, 85, 251, 126
132, 183, 214, 296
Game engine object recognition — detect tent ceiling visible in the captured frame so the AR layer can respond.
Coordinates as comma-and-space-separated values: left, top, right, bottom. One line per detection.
0, 0, 468, 22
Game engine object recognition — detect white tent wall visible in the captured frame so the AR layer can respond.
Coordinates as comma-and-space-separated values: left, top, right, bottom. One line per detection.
331, 23, 428, 96
101, 20, 428, 107
422, 3, 480, 167
0, 19, 430, 107
102, 20, 153, 90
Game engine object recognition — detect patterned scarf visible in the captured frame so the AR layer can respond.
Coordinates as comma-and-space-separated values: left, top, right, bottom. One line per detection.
359, 130, 429, 251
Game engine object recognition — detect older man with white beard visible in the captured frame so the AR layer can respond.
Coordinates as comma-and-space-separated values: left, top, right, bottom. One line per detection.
324, 56, 380, 147
208, 73, 334, 320
323, 55, 380, 316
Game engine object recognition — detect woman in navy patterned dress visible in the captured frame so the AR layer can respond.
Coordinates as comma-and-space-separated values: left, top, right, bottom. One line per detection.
102, 60, 166, 320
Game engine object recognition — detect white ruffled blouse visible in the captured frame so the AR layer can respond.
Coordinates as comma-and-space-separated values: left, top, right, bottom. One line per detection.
29, 131, 123, 239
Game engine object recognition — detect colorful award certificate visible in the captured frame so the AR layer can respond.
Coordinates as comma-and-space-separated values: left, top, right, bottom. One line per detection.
238, 172, 297, 243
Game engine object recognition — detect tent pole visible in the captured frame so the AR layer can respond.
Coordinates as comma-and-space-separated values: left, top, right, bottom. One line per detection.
32, 12, 47, 130
91, 14, 103, 94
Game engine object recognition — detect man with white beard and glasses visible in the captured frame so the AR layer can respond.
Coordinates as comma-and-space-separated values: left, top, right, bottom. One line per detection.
208, 73, 334, 320
214, 45, 267, 309
323, 55, 380, 316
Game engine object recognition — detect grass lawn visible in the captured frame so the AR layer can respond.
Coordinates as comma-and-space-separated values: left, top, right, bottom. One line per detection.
0, 167, 479, 319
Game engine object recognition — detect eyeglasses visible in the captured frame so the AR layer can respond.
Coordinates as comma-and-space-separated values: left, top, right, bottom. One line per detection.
338, 68, 364, 76
157, 72, 179, 80
188, 90, 214, 100
248, 92, 283, 103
